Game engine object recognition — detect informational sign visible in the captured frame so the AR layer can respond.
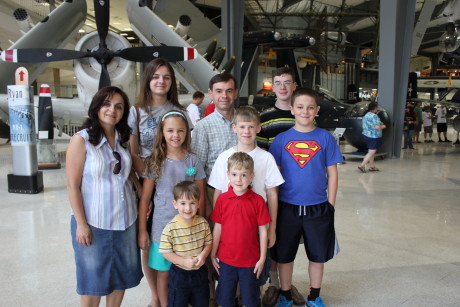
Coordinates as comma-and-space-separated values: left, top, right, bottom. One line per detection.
7, 67, 43, 193
7, 85, 36, 145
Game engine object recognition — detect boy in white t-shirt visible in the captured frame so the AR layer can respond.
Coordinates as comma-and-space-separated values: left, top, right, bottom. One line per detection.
422, 107, 433, 143
186, 91, 205, 129
208, 106, 284, 295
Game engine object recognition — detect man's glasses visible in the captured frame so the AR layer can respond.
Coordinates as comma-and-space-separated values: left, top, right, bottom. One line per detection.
113, 151, 121, 175
273, 80, 293, 87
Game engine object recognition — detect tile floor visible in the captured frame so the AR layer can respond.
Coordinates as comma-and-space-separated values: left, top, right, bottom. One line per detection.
0, 136, 459, 307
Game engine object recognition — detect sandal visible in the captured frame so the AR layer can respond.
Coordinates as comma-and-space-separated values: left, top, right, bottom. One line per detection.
358, 165, 367, 173
369, 167, 380, 171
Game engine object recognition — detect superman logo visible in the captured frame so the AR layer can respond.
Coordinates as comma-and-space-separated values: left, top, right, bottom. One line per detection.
284, 140, 321, 168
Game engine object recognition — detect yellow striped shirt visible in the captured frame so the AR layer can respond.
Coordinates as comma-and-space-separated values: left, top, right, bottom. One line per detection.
159, 215, 212, 270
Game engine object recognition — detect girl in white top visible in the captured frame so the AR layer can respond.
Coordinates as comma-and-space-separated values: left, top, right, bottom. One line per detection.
127, 58, 192, 307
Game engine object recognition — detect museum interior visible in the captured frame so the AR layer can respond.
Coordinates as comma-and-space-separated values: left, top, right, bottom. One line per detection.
0, 0, 459, 306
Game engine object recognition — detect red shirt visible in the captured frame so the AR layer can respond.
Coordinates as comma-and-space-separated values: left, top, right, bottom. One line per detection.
210, 186, 271, 267
204, 102, 215, 117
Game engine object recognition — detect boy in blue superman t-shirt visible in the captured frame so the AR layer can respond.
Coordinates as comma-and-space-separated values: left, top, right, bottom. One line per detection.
269, 88, 343, 307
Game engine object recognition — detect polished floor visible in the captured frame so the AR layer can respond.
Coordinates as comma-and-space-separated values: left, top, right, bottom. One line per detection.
1, 135, 460, 307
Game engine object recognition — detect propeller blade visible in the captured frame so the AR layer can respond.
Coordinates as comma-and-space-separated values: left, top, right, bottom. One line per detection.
99, 63, 111, 89
94, 0, 109, 46
116, 46, 198, 62
1, 49, 89, 63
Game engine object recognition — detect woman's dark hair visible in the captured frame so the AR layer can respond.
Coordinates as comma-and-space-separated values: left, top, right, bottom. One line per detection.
366, 102, 378, 113
82, 86, 131, 147
135, 58, 182, 111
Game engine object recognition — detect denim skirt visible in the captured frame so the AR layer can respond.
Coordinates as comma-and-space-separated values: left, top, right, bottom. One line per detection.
71, 216, 143, 296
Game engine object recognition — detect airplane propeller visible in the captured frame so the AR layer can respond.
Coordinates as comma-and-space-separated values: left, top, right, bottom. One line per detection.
0, 0, 197, 89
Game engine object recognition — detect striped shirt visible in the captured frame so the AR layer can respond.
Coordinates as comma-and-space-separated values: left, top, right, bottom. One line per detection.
256, 106, 295, 150
74, 129, 137, 230
159, 215, 212, 270
190, 110, 237, 179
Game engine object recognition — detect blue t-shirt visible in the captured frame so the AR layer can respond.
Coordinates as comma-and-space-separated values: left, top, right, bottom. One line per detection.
269, 127, 343, 206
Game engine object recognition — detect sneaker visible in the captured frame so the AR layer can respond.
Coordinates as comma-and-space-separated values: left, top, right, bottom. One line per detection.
306, 297, 326, 307
291, 285, 305, 305
277, 296, 293, 307
262, 286, 280, 307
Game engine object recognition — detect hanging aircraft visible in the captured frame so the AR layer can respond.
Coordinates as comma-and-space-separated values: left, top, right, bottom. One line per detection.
126, 0, 394, 153
1, 0, 388, 153
0, 0, 87, 139
0, 0, 198, 139
127, 0, 315, 93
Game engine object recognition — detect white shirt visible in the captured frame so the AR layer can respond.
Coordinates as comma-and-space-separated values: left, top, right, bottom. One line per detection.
186, 104, 201, 128
422, 111, 432, 127
435, 108, 447, 124
208, 146, 284, 202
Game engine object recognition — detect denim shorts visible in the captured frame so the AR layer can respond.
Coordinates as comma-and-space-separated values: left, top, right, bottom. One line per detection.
364, 136, 382, 150
70, 216, 143, 296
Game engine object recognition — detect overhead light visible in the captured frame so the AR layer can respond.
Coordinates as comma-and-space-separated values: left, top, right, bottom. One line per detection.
124, 28, 132, 31
78, 29, 85, 33
120, 33, 128, 36
35, 0, 49, 6
127, 37, 135, 40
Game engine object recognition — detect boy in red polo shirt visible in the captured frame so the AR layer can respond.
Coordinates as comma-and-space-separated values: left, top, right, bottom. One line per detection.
210, 152, 271, 307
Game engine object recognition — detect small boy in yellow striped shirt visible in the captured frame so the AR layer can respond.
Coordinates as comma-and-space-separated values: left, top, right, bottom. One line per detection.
159, 181, 213, 307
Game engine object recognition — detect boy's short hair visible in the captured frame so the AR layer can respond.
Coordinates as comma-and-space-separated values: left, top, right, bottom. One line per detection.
227, 152, 254, 173
291, 87, 319, 106
209, 73, 238, 90
173, 181, 200, 201
192, 91, 205, 100
234, 106, 260, 125
272, 66, 295, 80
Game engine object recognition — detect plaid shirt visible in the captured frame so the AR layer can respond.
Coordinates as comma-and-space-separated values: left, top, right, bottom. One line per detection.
191, 110, 237, 179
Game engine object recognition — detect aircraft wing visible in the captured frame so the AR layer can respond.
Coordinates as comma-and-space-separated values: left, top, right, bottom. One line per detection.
128, 0, 221, 93
412, 97, 460, 109
152, 0, 220, 43
0, 1, 86, 93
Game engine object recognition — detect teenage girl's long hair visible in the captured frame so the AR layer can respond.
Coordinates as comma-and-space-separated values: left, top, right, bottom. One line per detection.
135, 58, 183, 112
81, 86, 131, 148
143, 111, 191, 178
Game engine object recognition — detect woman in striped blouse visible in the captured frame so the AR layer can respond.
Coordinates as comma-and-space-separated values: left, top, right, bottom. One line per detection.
66, 86, 143, 306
